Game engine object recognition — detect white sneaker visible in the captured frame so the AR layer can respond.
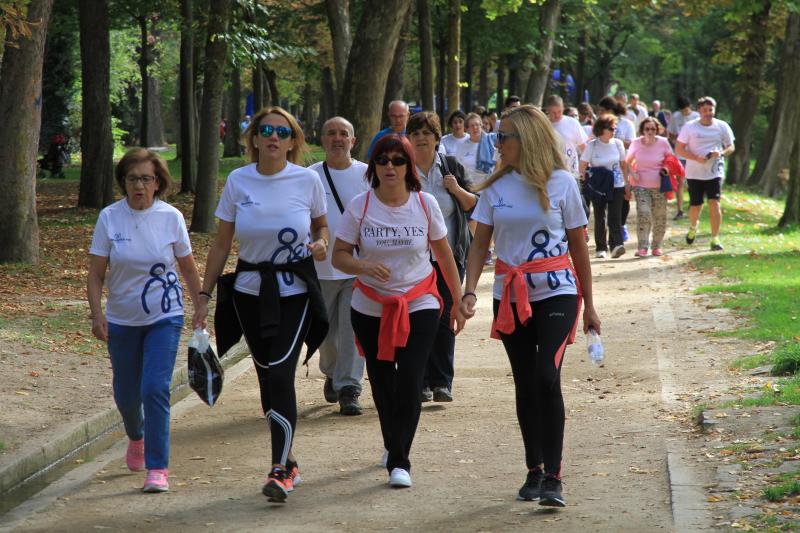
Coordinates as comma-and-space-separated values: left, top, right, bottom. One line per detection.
380, 449, 389, 468
611, 245, 626, 258
595, 250, 606, 259
389, 468, 412, 488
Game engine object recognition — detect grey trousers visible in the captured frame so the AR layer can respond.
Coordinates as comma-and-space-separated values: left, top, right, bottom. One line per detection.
318, 278, 364, 393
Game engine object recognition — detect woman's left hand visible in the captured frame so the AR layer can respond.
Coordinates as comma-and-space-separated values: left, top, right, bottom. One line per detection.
308, 239, 327, 261
583, 305, 601, 335
624, 183, 632, 201
443, 174, 459, 194
451, 303, 466, 335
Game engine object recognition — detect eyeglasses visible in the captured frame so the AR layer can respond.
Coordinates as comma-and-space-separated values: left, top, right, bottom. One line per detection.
606, 127, 617, 132
375, 155, 408, 166
643, 127, 657, 132
125, 175, 156, 185
497, 131, 520, 143
259, 124, 293, 139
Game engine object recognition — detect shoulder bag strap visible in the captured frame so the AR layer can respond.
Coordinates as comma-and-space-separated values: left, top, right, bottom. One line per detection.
322, 162, 346, 214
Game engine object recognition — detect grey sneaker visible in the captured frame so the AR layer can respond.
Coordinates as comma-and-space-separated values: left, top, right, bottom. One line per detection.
338, 386, 362, 416
611, 245, 626, 258
432, 387, 453, 402
421, 387, 433, 403
323, 377, 337, 403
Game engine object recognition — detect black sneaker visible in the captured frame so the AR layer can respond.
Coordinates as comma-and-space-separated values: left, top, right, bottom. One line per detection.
421, 387, 433, 403
539, 475, 566, 507
262, 466, 289, 503
323, 377, 338, 403
338, 386, 363, 416
432, 386, 453, 402
518, 468, 544, 501
673, 210, 685, 220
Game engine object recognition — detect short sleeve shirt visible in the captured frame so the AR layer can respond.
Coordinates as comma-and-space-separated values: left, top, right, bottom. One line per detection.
551, 116, 589, 179
627, 137, 673, 189
471, 170, 587, 303
440, 134, 469, 157
90, 199, 192, 326
677, 118, 735, 180
215, 162, 327, 296
581, 138, 627, 187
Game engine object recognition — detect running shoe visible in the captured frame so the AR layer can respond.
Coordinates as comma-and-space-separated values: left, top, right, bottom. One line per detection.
595, 250, 607, 259
651, 248, 663, 257
539, 475, 566, 507
263, 466, 289, 503
285, 459, 301, 492
634, 248, 648, 257
432, 387, 453, 402
710, 238, 724, 251
142, 468, 169, 493
518, 468, 544, 501
389, 468, 412, 488
622, 225, 629, 242
323, 377, 337, 403
421, 387, 433, 403
686, 227, 696, 245
611, 245, 626, 258
673, 210, 685, 220
126, 438, 145, 472
338, 386, 363, 416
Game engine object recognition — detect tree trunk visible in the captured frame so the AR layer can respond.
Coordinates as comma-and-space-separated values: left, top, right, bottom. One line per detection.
495, 55, 505, 113
462, 38, 473, 112
78, 0, 113, 208
190, 0, 230, 233
179, 0, 197, 193
0, 0, 53, 264
325, 0, 352, 107
252, 61, 263, 111
147, 74, 165, 146
436, 31, 446, 118
382, 6, 412, 125
446, 0, 460, 113
726, 1, 771, 186
223, 66, 241, 157
526, 0, 560, 107
749, 12, 800, 195
318, 67, 335, 131
574, 29, 586, 104
137, 15, 150, 146
417, 0, 434, 111
779, 132, 800, 227
338, 0, 412, 161
478, 60, 488, 108
266, 67, 279, 106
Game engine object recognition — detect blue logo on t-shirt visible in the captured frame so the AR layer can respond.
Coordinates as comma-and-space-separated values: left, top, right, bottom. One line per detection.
111, 232, 131, 243
240, 194, 260, 207
141, 263, 182, 314
270, 228, 307, 285
492, 197, 513, 209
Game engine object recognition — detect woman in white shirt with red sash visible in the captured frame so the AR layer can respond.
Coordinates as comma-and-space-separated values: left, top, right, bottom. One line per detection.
460, 106, 601, 507
332, 134, 465, 489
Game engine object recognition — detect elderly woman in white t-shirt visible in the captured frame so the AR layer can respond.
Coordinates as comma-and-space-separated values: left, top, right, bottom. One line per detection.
461, 105, 600, 508
87, 148, 203, 493
332, 134, 465, 490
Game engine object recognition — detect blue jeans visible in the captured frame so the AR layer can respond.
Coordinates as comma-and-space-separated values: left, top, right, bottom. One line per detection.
107, 315, 183, 469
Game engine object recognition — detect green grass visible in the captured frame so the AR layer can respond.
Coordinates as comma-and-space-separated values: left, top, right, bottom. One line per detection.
729, 353, 772, 371
764, 479, 800, 501
773, 344, 800, 376
0, 303, 106, 357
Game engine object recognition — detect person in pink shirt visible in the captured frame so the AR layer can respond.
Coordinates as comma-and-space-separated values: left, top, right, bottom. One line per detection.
626, 117, 674, 256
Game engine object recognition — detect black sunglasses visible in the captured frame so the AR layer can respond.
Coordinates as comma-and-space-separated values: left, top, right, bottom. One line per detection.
497, 131, 520, 143
375, 155, 408, 166
259, 124, 293, 139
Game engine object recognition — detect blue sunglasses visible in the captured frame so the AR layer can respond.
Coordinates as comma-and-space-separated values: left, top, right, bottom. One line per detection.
259, 124, 293, 139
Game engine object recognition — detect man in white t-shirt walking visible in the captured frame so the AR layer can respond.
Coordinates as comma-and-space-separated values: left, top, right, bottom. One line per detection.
629, 93, 648, 128
668, 96, 700, 220
310, 117, 369, 415
545, 95, 588, 181
675, 96, 735, 251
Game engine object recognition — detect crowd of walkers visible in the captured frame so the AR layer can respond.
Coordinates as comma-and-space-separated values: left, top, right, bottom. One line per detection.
85, 90, 733, 508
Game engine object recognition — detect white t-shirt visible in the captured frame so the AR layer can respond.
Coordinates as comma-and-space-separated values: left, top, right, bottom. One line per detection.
418, 161, 457, 260
336, 190, 447, 317
440, 134, 469, 157
215, 162, 327, 296
615, 118, 636, 146
551, 116, 588, 179
90, 199, 192, 326
631, 104, 648, 128
667, 110, 699, 137
455, 138, 489, 188
309, 160, 369, 280
581, 138, 627, 187
471, 170, 587, 303
676, 118, 735, 180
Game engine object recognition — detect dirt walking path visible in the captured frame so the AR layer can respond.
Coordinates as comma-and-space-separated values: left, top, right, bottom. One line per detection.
3, 235, 746, 532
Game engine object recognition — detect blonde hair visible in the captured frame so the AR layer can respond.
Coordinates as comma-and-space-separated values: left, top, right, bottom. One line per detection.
475, 105, 566, 211
243, 106, 308, 165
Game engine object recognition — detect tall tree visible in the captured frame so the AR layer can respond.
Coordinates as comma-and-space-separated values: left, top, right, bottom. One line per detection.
0, 0, 53, 264
223, 66, 242, 157
780, 132, 800, 227
383, 6, 412, 124
179, 0, 197, 193
325, 0, 352, 107
338, 0, 412, 161
417, 0, 434, 110
525, 0, 560, 107
446, 0, 461, 113
78, 0, 114, 208
191, 0, 231, 233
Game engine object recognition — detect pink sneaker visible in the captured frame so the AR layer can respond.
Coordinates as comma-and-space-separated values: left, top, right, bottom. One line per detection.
143, 468, 169, 493
126, 438, 145, 472
651, 248, 663, 256
634, 248, 648, 257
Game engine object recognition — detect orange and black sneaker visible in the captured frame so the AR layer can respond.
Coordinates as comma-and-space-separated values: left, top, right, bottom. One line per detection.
262, 466, 289, 503
285, 459, 301, 492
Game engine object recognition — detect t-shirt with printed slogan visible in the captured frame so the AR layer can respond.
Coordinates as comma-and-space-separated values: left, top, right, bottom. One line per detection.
336, 190, 447, 318
309, 160, 369, 280
215, 162, 327, 296
471, 170, 587, 303
581, 138, 627, 187
89, 199, 192, 326
551, 115, 588, 180
676, 118, 735, 181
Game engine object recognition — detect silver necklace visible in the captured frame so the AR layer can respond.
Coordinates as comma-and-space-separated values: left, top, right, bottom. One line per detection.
126, 200, 154, 229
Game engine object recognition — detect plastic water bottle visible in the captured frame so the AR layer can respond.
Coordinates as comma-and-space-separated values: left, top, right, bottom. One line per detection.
586, 327, 604, 366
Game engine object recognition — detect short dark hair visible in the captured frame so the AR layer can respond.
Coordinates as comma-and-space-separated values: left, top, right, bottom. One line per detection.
504, 95, 521, 108
598, 96, 625, 117
365, 134, 421, 192
407, 111, 442, 141
676, 96, 691, 110
115, 148, 173, 198
696, 96, 716, 108
592, 114, 618, 138
447, 109, 466, 128
638, 116, 660, 136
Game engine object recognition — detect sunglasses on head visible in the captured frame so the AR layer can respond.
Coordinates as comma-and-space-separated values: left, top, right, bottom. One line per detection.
375, 155, 408, 166
496, 131, 520, 143
259, 124, 293, 139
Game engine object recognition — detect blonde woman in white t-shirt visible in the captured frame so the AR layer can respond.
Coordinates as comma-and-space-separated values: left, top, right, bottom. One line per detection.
460, 105, 601, 508
332, 134, 465, 489
87, 149, 203, 493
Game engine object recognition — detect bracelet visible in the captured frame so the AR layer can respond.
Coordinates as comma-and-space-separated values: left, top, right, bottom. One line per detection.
462, 292, 477, 301
199, 291, 213, 300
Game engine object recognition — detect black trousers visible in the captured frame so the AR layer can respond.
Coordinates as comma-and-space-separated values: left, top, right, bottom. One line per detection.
591, 187, 625, 251
352, 308, 439, 472
424, 260, 464, 390
233, 291, 311, 467
493, 295, 577, 476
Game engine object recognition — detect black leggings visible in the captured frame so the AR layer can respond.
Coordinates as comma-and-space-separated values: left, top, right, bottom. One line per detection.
233, 291, 311, 466
592, 187, 625, 251
352, 307, 439, 472
493, 295, 577, 476
424, 260, 463, 390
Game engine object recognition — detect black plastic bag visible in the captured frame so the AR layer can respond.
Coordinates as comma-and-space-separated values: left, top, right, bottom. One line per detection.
188, 329, 224, 406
